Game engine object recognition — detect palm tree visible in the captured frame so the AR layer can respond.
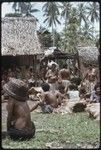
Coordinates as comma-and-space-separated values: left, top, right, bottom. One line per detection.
86, 2, 100, 37
12, 2, 19, 13
38, 26, 53, 48
77, 2, 88, 32
61, 2, 71, 26
77, 19, 97, 46
42, 2, 61, 47
68, 8, 79, 52
53, 29, 61, 48
82, 24, 94, 41
60, 2, 72, 50
12, 2, 39, 16
61, 7, 79, 53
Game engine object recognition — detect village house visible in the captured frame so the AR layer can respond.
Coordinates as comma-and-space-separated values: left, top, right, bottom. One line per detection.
1, 16, 43, 72
77, 46, 99, 78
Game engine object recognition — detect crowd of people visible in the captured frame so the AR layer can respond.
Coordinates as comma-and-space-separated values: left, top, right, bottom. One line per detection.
2, 60, 100, 141
29, 62, 100, 112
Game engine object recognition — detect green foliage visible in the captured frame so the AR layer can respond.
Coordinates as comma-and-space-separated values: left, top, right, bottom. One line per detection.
6, 2, 99, 48
86, 2, 100, 38
42, 2, 61, 46
42, 2, 61, 27
5, 13, 22, 17
38, 27, 62, 48
77, 3, 88, 27
53, 29, 61, 48
60, 2, 72, 23
60, 2, 100, 50
86, 2, 100, 23
11, 2, 39, 17
60, 8, 79, 53
37, 26, 53, 48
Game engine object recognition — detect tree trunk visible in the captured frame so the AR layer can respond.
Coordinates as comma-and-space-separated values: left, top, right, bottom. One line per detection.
52, 24, 55, 47
64, 15, 67, 51
92, 22, 94, 38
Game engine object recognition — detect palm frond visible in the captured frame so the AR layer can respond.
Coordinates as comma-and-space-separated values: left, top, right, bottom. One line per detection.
43, 18, 49, 23
12, 2, 17, 9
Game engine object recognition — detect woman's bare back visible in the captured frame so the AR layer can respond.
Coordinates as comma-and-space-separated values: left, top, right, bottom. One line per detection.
9, 99, 32, 130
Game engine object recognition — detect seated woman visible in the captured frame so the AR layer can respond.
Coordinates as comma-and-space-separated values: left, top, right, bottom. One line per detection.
3, 78, 35, 141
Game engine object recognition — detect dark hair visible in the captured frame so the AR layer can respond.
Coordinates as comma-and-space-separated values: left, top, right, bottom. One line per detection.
70, 77, 82, 86
79, 87, 86, 94
29, 67, 33, 72
69, 84, 78, 90
94, 82, 100, 91
58, 84, 65, 91
41, 83, 50, 92
63, 64, 68, 69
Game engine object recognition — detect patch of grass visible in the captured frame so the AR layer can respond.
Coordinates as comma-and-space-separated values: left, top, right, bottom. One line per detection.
2, 112, 100, 149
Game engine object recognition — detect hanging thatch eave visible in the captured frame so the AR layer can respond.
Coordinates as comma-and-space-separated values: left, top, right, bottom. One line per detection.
1, 17, 43, 56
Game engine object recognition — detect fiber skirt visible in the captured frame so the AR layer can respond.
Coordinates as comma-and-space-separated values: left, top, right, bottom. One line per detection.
7, 121, 35, 141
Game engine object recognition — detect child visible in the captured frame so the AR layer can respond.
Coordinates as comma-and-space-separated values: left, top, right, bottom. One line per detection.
30, 83, 60, 113
67, 84, 80, 101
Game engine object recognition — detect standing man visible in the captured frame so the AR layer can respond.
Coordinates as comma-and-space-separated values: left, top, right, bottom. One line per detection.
45, 62, 58, 93
58, 64, 70, 93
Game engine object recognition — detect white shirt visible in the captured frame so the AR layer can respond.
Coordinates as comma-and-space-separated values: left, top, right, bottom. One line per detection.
67, 90, 80, 100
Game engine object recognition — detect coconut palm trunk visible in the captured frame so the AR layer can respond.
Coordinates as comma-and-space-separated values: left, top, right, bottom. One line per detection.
52, 24, 55, 47
92, 22, 94, 38
42, 2, 61, 48
64, 14, 67, 51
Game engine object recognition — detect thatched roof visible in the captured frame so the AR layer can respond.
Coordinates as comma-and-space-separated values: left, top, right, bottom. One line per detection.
78, 46, 99, 64
2, 17, 42, 56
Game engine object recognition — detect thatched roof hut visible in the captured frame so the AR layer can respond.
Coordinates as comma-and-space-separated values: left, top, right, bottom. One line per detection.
78, 46, 99, 65
1, 17, 42, 56
77, 46, 99, 76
